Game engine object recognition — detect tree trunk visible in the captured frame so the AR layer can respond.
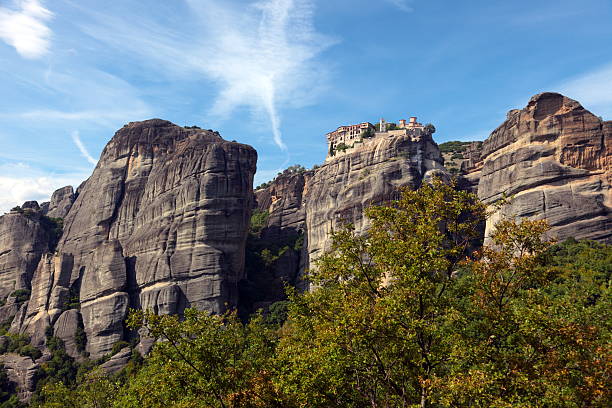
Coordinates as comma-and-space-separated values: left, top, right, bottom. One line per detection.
420, 389, 428, 408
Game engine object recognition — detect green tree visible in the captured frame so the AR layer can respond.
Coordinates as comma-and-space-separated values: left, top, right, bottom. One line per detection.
30, 335, 79, 405
277, 179, 486, 407
33, 369, 120, 408
431, 223, 612, 407
115, 309, 286, 408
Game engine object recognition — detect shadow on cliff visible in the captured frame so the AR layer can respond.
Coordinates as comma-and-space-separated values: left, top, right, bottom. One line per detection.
238, 223, 304, 319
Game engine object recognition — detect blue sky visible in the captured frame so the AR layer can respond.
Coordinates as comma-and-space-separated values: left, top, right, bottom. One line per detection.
1, 0, 611, 212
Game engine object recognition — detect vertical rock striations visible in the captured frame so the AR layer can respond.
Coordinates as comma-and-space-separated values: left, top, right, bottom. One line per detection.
252, 128, 446, 302
463, 93, 611, 242
13, 119, 257, 358
304, 131, 446, 268
0, 211, 50, 301
0, 208, 52, 325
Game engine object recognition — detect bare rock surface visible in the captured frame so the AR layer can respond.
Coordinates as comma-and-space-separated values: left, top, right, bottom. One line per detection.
44, 186, 76, 219
463, 93, 611, 242
1, 353, 40, 401
304, 130, 446, 270
14, 119, 257, 358
53, 309, 83, 359
100, 347, 131, 375
0, 212, 50, 300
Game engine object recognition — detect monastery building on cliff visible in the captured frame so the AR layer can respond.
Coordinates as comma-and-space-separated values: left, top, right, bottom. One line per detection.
325, 116, 427, 161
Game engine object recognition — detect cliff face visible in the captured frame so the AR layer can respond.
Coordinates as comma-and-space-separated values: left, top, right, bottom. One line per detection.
464, 93, 611, 242
0, 210, 52, 327
0, 213, 49, 301
42, 186, 76, 219
11, 120, 257, 358
304, 131, 446, 268
251, 129, 446, 304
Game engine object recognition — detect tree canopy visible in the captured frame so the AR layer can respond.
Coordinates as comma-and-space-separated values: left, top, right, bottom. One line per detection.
30, 181, 611, 408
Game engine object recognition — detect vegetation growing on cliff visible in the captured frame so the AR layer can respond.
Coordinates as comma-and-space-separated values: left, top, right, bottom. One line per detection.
241, 208, 303, 316
29, 182, 611, 408
438, 141, 472, 154
255, 165, 308, 190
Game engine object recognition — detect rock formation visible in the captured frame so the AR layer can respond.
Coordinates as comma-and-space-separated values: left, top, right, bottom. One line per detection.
243, 171, 312, 313
250, 128, 446, 306
463, 93, 611, 242
42, 186, 76, 219
304, 131, 446, 266
1, 353, 40, 401
11, 119, 257, 359
0, 210, 51, 302
0, 93, 609, 401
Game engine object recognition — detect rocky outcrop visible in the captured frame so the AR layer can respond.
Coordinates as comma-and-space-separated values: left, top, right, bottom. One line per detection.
1, 353, 40, 401
255, 171, 311, 246
43, 186, 76, 219
463, 93, 611, 242
0, 211, 50, 301
52, 309, 82, 359
252, 128, 446, 302
304, 131, 446, 268
100, 347, 132, 375
13, 119, 257, 358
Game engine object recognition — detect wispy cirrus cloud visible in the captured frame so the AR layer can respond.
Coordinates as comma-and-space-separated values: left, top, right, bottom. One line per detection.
77, 0, 335, 151
557, 62, 612, 119
0, 0, 53, 59
384, 0, 413, 12
0, 67, 152, 128
71, 131, 97, 166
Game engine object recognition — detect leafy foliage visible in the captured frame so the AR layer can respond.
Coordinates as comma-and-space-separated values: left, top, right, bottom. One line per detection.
0, 365, 25, 408
26, 182, 612, 408
335, 142, 348, 152
249, 210, 269, 235
361, 128, 375, 138
114, 309, 283, 408
0, 334, 41, 361
74, 325, 86, 355
30, 335, 79, 405
277, 179, 487, 407
38, 217, 63, 252
438, 140, 471, 154
9, 290, 30, 304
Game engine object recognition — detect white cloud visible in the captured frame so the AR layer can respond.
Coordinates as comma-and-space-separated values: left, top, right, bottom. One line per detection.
557, 62, 612, 119
0, 0, 53, 59
71, 131, 97, 166
0, 162, 87, 213
78, 0, 335, 151
384, 0, 413, 12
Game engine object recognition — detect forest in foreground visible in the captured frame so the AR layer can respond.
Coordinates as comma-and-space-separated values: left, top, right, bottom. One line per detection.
2, 180, 610, 408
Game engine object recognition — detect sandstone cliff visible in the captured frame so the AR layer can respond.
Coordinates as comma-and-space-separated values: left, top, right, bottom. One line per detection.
41, 186, 76, 219
463, 93, 611, 242
304, 130, 446, 267
0, 212, 50, 302
11, 119, 257, 358
250, 129, 446, 306
0, 209, 54, 330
